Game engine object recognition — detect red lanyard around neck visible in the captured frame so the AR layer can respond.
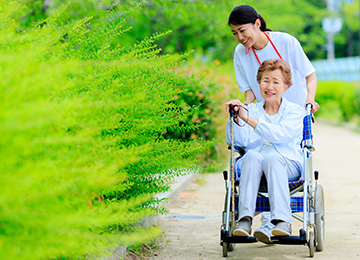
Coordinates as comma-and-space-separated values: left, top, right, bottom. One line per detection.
252, 31, 283, 66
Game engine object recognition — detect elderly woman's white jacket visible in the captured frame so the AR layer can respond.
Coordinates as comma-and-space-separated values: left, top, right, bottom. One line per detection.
226, 97, 305, 173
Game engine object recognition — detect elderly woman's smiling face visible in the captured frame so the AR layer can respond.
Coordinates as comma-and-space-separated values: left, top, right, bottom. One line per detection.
259, 69, 290, 103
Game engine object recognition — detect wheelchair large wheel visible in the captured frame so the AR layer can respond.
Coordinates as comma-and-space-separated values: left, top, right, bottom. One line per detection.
315, 184, 325, 251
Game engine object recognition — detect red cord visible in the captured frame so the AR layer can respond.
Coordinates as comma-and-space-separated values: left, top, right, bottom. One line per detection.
251, 31, 283, 65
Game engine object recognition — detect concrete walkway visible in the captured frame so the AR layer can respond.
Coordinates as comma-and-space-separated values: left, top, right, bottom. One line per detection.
150, 121, 360, 259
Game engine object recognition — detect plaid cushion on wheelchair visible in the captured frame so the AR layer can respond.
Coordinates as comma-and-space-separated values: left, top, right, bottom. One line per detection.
259, 178, 304, 192
234, 179, 305, 213
256, 179, 305, 212
256, 196, 305, 212
289, 179, 304, 190
302, 114, 312, 143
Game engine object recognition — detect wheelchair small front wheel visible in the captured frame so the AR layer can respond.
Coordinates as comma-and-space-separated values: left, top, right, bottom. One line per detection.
222, 242, 228, 257
315, 184, 325, 251
308, 231, 315, 257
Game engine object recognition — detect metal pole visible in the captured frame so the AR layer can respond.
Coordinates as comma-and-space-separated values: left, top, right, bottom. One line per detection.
327, 33, 335, 60
327, 0, 335, 60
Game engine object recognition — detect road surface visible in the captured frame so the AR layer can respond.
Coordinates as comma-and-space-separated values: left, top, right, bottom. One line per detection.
150, 121, 360, 260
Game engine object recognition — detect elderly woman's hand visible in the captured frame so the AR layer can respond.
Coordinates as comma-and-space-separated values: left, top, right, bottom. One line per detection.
225, 99, 241, 115
225, 99, 256, 128
225, 99, 248, 119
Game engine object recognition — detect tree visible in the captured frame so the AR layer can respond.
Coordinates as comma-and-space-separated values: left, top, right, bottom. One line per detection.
336, 0, 360, 57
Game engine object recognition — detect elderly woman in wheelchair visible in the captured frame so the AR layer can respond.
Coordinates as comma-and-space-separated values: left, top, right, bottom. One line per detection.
225, 59, 304, 239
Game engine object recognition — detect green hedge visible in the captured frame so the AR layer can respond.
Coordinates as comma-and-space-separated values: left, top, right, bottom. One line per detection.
316, 81, 360, 122
0, 2, 213, 259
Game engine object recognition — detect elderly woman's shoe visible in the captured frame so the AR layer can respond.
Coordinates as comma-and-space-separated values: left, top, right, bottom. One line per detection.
233, 218, 252, 236
271, 221, 291, 236
254, 222, 274, 244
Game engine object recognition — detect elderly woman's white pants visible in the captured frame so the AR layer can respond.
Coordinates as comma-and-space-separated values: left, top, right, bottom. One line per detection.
238, 150, 301, 224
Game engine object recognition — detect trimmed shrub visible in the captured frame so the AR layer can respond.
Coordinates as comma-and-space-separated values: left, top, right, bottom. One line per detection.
0, 2, 212, 259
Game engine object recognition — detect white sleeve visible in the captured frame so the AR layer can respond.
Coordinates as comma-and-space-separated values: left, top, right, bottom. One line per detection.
290, 36, 315, 78
254, 104, 304, 143
234, 49, 251, 93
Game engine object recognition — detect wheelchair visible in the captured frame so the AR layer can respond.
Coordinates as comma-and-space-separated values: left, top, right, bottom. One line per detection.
220, 104, 325, 258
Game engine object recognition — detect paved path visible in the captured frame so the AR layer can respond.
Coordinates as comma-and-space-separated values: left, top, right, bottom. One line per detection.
150, 121, 360, 259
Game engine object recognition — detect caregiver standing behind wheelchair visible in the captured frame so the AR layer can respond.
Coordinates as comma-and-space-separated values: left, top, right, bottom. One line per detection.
225, 59, 304, 241
228, 5, 319, 113
227, 5, 319, 244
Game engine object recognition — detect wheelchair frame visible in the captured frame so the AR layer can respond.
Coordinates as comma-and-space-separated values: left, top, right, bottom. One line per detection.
220, 104, 325, 258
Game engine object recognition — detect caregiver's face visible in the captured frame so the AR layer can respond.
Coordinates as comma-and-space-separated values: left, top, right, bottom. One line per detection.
230, 19, 261, 49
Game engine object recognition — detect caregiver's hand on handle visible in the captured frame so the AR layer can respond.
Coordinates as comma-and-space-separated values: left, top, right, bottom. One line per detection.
306, 99, 320, 114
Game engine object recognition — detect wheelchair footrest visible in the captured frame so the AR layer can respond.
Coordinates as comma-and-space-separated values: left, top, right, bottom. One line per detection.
221, 229, 258, 243
271, 229, 307, 245
221, 228, 307, 245
271, 236, 307, 245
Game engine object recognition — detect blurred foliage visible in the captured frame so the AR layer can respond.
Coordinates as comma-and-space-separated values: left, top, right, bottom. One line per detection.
17, 0, 359, 62
110, 0, 329, 60
0, 1, 215, 259
335, 0, 360, 57
174, 58, 245, 167
316, 81, 360, 122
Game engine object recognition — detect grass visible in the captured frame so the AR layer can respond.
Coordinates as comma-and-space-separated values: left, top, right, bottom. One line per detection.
125, 242, 158, 260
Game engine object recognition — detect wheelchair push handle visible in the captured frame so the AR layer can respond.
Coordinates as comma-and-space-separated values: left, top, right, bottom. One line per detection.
305, 103, 312, 115
303, 103, 315, 152
305, 103, 315, 123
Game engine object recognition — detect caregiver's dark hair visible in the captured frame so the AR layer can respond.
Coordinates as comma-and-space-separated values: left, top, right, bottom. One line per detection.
228, 5, 271, 32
